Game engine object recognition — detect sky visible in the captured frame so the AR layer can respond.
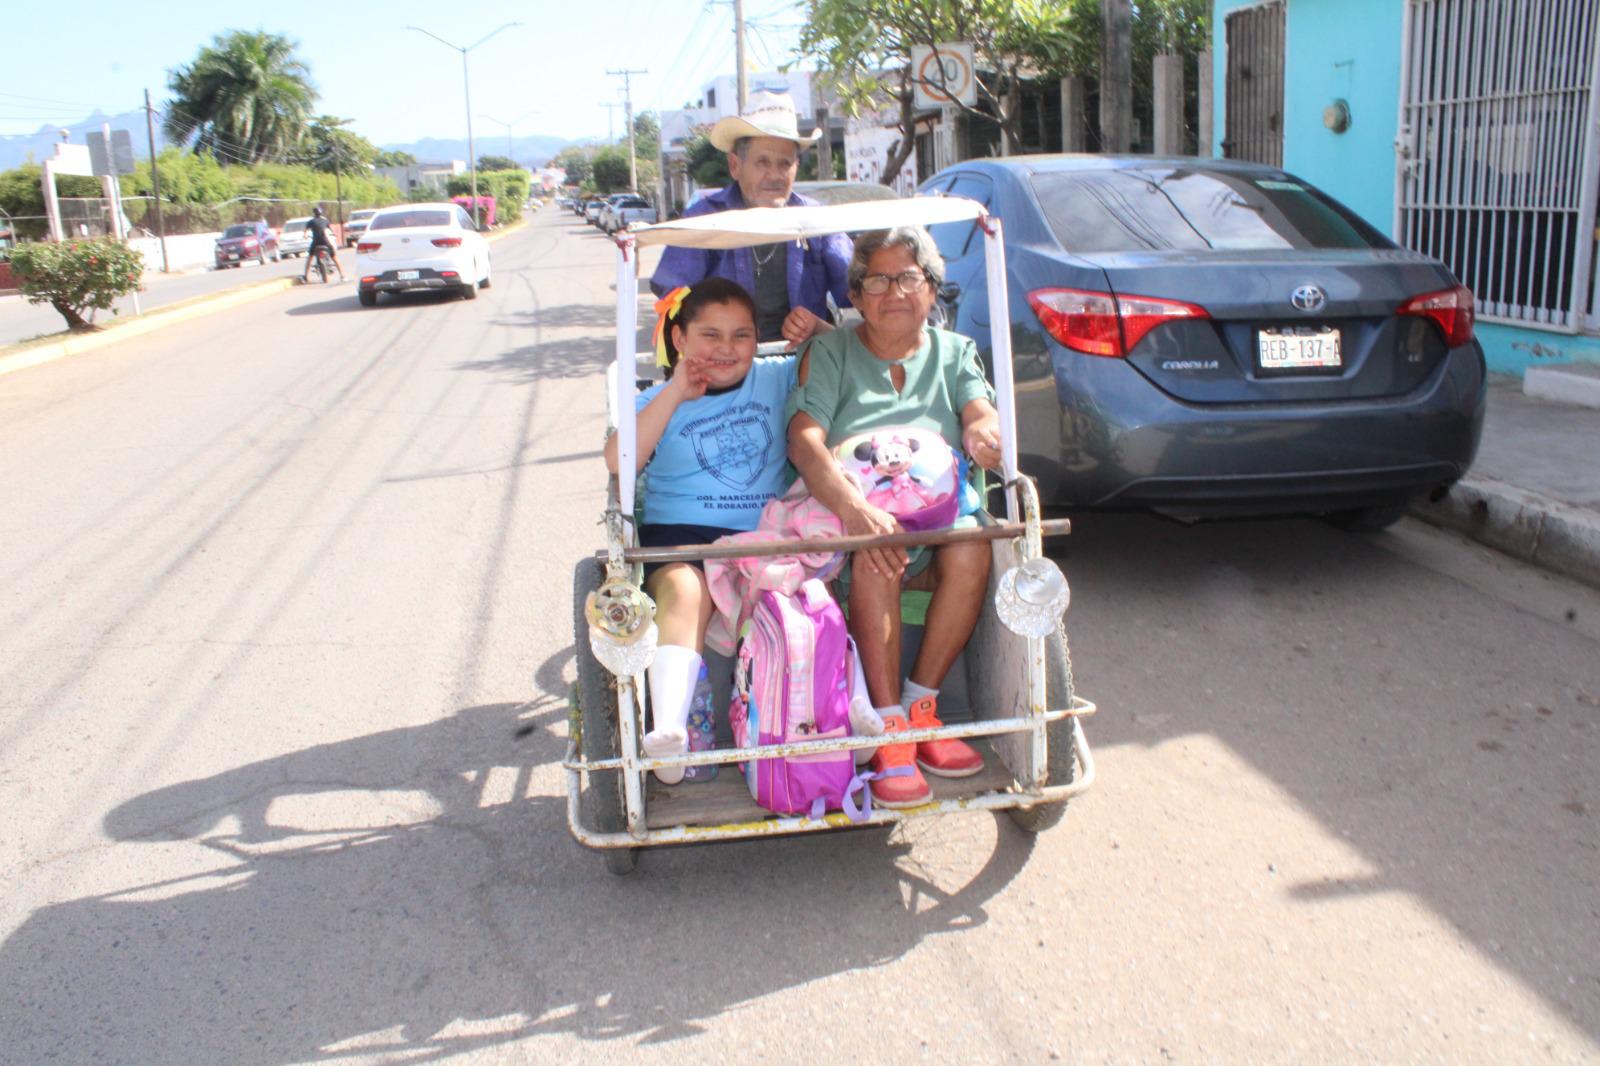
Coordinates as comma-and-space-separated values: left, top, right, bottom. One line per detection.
3, 0, 807, 146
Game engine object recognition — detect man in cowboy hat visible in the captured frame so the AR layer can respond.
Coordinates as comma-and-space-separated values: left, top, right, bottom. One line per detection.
651, 90, 851, 347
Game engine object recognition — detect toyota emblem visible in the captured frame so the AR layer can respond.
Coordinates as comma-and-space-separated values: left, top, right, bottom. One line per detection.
1291, 285, 1326, 312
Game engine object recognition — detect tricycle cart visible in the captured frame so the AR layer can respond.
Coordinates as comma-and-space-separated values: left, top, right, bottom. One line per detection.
566, 197, 1096, 874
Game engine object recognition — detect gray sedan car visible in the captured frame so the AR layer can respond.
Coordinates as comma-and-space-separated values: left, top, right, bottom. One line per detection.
921, 156, 1486, 528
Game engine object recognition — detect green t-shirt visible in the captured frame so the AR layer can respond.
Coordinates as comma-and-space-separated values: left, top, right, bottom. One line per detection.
784, 325, 996, 451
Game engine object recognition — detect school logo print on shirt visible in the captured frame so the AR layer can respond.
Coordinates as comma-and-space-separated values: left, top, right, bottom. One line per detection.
685, 402, 773, 490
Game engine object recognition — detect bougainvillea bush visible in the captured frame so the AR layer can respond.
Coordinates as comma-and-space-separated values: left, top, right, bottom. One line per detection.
9, 238, 145, 331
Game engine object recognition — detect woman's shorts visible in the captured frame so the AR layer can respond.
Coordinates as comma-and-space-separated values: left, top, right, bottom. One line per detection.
639, 523, 742, 583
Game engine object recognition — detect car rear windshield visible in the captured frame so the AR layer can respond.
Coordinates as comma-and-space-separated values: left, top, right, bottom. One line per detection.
620, 198, 648, 207
221, 225, 254, 238
284, 221, 306, 233
369, 210, 451, 230
1030, 168, 1390, 253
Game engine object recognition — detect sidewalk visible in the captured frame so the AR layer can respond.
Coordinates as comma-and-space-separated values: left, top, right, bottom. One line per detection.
1409, 366, 1600, 588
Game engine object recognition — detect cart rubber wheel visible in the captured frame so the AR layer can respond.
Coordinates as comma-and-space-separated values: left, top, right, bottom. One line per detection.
573, 557, 638, 874
1006, 625, 1078, 834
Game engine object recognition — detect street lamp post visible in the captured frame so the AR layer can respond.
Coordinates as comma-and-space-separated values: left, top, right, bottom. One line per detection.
479, 110, 539, 168
405, 22, 522, 230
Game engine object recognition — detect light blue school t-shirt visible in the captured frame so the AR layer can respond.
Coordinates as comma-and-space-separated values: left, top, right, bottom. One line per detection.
635, 355, 797, 529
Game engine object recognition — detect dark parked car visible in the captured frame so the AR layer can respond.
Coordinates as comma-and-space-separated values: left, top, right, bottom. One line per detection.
920, 156, 1486, 527
214, 221, 279, 269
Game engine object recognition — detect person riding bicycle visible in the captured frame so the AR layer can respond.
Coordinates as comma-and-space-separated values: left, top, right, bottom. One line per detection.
303, 206, 345, 282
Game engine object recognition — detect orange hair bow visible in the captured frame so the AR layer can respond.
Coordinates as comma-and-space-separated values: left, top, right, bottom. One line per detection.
653, 285, 691, 368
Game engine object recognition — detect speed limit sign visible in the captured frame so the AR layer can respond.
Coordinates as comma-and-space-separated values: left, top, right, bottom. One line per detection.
911, 43, 976, 108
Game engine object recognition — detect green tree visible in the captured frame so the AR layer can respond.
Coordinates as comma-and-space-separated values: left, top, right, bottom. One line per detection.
632, 111, 660, 159
589, 146, 632, 193
373, 149, 417, 167
10, 238, 144, 331
476, 154, 519, 172
164, 30, 318, 163
795, 0, 1092, 170
306, 115, 376, 174
550, 146, 593, 185
681, 131, 728, 189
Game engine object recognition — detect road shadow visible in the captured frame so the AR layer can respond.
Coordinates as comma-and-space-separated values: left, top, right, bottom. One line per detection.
1, 690, 1032, 1062
1049, 510, 1600, 1040
488, 303, 618, 331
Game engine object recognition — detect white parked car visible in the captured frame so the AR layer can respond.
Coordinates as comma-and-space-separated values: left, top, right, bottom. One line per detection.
344, 208, 379, 247
279, 217, 313, 257
605, 195, 657, 232
354, 202, 491, 306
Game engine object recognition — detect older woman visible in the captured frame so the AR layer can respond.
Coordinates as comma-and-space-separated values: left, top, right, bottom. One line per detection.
785, 226, 1004, 809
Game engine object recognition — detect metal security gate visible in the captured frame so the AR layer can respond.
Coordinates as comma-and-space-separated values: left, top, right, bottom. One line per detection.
1397, 0, 1600, 333
1223, 1, 1285, 167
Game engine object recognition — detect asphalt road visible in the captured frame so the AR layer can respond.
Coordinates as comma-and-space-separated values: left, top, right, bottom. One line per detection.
0, 241, 337, 347
1, 208, 1597, 1063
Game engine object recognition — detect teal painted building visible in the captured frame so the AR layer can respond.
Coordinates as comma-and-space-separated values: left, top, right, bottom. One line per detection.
1211, 0, 1600, 376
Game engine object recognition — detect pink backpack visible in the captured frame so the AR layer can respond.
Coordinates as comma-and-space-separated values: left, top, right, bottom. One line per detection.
730, 579, 878, 819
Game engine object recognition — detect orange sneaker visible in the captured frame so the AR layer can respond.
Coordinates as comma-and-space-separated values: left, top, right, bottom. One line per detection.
908, 695, 984, 778
869, 715, 931, 808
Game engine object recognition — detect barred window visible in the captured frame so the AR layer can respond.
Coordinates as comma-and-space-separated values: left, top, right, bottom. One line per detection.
1398, 0, 1600, 332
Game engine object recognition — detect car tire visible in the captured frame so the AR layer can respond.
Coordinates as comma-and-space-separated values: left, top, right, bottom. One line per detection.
460, 281, 477, 301
1324, 503, 1408, 532
1005, 623, 1079, 835
358, 290, 377, 307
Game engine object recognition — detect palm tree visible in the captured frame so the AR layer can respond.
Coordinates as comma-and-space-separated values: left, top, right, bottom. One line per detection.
164, 31, 317, 164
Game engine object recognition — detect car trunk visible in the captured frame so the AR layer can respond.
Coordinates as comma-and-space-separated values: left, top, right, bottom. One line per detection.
1084, 248, 1462, 404
362, 228, 459, 264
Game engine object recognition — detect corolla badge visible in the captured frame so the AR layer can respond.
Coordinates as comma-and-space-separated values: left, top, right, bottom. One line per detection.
1291, 284, 1327, 312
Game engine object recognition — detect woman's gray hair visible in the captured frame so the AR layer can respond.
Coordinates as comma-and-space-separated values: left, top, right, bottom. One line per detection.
847, 226, 945, 293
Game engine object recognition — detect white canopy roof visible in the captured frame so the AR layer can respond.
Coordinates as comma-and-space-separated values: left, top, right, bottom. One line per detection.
629, 196, 985, 250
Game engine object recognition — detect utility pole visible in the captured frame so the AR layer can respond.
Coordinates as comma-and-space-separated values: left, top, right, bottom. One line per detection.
143, 89, 168, 273
734, 0, 749, 113
600, 100, 622, 143
1100, 0, 1133, 153
607, 68, 647, 191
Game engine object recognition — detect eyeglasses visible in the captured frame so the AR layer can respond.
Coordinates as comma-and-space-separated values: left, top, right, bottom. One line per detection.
860, 269, 930, 295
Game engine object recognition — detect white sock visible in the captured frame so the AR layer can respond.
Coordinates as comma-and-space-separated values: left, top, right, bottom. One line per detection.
901, 679, 939, 714
645, 644, 701, 784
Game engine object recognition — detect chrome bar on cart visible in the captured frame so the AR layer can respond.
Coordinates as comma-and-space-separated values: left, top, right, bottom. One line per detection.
595, 517, 1072, 565
564, 697, 1097, 775
564, 717, 1096, 849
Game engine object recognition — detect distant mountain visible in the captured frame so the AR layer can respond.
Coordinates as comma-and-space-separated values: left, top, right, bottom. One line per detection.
0, 109, 170, 171
379, 134, 580, 168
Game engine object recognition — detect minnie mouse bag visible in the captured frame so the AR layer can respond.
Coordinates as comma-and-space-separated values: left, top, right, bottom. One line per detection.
833, 426, 976, 532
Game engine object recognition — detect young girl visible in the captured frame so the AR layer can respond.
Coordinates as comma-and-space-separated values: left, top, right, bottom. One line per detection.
603, 278, 796, 783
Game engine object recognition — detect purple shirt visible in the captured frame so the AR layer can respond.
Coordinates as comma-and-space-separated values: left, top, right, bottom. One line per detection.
650, 186, 854, 323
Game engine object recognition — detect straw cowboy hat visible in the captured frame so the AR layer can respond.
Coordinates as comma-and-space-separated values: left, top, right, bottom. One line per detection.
708, 90, 823, 151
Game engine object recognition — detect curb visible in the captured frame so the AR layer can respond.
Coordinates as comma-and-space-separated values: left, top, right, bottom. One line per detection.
1408, 475, 1600, 589
0, 277, 297, 380
484, 219, 529, 243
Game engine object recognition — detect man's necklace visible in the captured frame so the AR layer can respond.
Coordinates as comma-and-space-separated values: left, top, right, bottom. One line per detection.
752, 243, 780, 274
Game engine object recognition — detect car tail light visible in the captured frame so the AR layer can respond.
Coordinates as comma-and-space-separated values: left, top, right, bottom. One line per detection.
356, 241, 381, 254
1027, 288, 1209, 357
360, 275, 378, 284
1398, 285, 1475, 347
440, 270, 459, 278
432, 237, 463, 248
